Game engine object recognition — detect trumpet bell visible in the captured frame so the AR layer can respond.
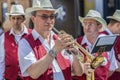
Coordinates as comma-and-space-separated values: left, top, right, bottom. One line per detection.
91, 56, 104, 69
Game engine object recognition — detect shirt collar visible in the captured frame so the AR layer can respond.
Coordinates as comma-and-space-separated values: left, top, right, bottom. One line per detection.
32, 29, 40, 40
32, 29, 55, 50
32, 29, 55, 41
9, 26, 28, 36
81, 35, 92, 47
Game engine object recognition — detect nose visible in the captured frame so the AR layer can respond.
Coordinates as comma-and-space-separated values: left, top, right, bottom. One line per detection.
13, 19, 18, 23
46, 17, 53, 23
84, 24, 90, 30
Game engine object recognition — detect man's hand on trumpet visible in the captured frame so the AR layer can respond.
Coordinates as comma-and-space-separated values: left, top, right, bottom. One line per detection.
52, 33, 74, 55
83, 63, 93, 76
66, 42, 94, 77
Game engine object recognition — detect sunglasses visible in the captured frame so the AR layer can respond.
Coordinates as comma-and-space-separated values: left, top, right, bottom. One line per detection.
36, 14, 56, 20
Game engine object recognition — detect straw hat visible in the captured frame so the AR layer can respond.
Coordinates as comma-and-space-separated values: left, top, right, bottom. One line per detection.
79, 10, 107, 30
25, 0, 57, 14
6, 4, 25, 16
107, 10, 120, 22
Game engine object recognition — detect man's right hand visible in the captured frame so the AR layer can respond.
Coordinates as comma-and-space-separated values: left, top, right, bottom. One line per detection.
52, 34, 74, 54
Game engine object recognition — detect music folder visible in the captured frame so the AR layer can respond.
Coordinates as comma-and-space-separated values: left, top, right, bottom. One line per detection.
91, 35, 118, 54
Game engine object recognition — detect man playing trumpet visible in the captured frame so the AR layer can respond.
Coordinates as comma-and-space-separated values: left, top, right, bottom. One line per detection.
18, 0, 91, 80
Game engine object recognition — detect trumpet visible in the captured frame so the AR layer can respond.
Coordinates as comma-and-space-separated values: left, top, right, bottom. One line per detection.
52, 27, 94, 60
52, 27, 95, 80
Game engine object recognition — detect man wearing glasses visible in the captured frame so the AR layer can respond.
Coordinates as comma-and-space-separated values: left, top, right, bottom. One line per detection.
18, 0, 90, 80
73, 10, 118, 80
0, 4, 31, 80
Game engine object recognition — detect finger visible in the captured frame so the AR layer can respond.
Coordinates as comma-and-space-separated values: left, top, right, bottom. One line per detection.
84, 63, 91, 68
58, 40, 73, 50
60, 38, 74, 47
59, 34, 72, 41
85, 69, 93, 76
58, 34, 69, 39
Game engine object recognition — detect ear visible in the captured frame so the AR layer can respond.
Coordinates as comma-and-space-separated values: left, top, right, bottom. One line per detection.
30, 16, 35, 23
98, 24, 102, 29
117, 22, 120, 27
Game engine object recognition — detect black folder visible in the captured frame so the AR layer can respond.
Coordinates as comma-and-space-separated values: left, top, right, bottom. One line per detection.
91, 35, 118, 54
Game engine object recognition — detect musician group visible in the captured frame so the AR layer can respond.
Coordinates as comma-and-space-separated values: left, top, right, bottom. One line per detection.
0, 0, 120, 80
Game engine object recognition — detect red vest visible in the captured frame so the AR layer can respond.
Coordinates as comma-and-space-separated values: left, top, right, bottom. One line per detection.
100, 31, 120, 80
23, 34, 71, 80
72, 37, 110, 80
4, 29, 31, 80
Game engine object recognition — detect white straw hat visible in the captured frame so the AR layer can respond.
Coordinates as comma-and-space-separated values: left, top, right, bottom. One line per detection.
6, 4, 25, 16
107, 10, 120, 22
25, 0, 57, 14
79, 10, 107, 30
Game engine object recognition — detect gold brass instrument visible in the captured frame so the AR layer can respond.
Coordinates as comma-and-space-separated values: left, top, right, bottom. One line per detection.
52, 27, 94, 60
52, 27, 95, 80
91, 47, 105, 69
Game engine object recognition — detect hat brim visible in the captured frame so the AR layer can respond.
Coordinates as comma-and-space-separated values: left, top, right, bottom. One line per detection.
79, 16, 107, 30
5, 13, 25, 16
107, 16, 120, 22
25, 7, 58, 15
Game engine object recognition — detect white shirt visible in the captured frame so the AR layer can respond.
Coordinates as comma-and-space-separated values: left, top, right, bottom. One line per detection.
18, 29, 73, 80
0, 26, 28, 80
81, 34, 118, 71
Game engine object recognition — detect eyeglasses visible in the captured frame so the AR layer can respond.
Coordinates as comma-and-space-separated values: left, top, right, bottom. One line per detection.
11, 16, 24, 21
36, 14, 56, 20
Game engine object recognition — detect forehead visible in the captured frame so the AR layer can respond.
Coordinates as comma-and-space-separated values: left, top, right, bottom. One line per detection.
36, 10, 55, 14
83, 19, 97, 23
10, 15, 24, 18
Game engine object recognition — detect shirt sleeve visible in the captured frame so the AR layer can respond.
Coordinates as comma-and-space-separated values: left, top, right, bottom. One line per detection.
18, 38, 37, 76
108, 48, 118, 71
0, 34, 5, 80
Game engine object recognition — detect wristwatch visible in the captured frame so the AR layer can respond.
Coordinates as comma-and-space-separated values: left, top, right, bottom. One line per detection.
49, 49, 56, 58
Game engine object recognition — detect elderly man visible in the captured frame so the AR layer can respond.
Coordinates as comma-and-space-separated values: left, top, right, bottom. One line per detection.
18, 0, 89, 80
73, 10, 118, 80
0, 4, 31, 80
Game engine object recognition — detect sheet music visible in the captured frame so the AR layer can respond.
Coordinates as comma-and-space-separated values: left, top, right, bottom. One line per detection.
96, 36, 117, 46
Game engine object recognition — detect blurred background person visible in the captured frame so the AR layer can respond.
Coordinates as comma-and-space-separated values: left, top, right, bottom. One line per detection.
100, 10, 120, 80
0, 4, 31, 80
